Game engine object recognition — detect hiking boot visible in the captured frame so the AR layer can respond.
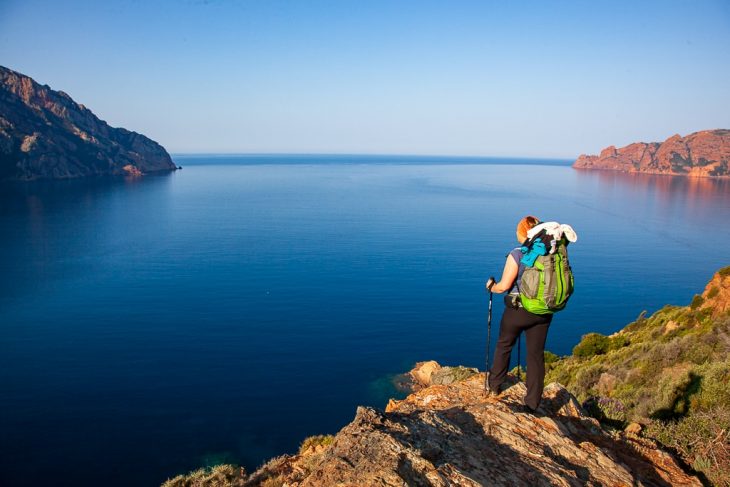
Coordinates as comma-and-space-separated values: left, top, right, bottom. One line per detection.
515, 403, 546, 417
486, 382, 505, 397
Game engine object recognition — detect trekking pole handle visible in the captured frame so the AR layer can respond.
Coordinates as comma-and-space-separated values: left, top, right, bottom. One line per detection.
486, 276, 496, 291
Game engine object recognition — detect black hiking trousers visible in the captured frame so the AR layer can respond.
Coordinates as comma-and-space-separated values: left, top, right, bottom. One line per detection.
488, 306, 552, 410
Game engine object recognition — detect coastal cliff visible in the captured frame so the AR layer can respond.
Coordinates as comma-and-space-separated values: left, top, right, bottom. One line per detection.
165, 368, 700, 486
0, 65, 176, 180
164, 268, 730, 486
573, 130, 730, 177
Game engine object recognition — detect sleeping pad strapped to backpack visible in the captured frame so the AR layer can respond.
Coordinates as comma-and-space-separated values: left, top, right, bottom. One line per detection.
518, 228, 574, 315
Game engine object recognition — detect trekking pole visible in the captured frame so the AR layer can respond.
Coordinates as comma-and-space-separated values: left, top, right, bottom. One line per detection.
516, 334, 522, 382
483, 280, 494, 394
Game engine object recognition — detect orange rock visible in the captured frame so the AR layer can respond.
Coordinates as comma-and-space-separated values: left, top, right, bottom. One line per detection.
573, 129, 730, 177
700, 267, 730, 318
249, 373, 701, 486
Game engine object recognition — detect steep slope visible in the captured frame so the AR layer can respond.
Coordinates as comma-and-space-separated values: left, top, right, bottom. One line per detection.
0, 65, 176, 180
573, 130, 730, 177
547, 266, 730, 485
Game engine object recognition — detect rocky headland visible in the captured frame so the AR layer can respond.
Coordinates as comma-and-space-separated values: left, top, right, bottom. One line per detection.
0, 65, 176, 180
164, 267, 730, 486
165, 368, 700, 486
573, 130, 730, 177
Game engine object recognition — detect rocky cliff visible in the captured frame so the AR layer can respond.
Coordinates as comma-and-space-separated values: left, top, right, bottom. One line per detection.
165, 365, 700, 486
0, 65, 176, 180
573, 130, 730, 177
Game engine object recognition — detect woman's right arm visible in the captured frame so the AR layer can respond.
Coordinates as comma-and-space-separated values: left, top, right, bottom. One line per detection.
486, 254, 518, 294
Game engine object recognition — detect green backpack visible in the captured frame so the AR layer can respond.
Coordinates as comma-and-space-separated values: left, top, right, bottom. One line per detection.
519, 239, 574, 315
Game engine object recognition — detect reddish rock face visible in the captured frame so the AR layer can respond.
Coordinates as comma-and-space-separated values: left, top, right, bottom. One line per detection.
700, 267, 730, 319
0, 65, 176, 180
573, 130, 730, 177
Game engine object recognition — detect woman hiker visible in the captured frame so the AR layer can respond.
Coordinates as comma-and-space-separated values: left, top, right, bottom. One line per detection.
485, 215, 551, 413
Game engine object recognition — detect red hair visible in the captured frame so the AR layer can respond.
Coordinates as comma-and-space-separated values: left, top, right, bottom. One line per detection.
517, 215, 540, 242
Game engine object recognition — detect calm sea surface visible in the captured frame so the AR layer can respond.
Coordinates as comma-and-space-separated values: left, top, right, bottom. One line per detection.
1, 155, 729, 486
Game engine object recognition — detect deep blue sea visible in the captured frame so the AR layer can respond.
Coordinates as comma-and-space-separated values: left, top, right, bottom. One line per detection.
1, 155, 729, 486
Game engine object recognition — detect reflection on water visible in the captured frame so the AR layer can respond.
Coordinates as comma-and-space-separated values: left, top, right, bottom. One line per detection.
0, 173, 176, 300
577, 168, 730, 201
574, 169, 729, 242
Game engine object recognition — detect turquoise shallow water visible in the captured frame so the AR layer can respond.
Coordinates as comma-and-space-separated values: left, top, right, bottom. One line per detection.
1, 156, 729, 486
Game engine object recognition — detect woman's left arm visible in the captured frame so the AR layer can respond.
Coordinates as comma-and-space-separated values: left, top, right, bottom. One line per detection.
486, 255, 518, 294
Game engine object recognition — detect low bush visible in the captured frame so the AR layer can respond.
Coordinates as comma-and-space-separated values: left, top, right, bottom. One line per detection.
607, 334, 629, 351
544, 350, 560, 364
573, 333, 610, 358
573, 363, 604, 399
646, 407, 730, 487
162, 464, 244, 487
690, 294, 705, 310
299, 434, 334, 455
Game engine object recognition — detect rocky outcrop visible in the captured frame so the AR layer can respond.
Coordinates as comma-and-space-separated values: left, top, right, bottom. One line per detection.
573, 130, 730, 177
0, 65, 176, 180
408, 360, 479, 391
241, 366, 699, 486
699, 266, 730, 319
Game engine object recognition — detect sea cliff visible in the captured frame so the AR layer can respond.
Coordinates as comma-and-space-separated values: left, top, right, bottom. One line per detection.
0, 65, 176, 180
164, 268, 730, 486
573, 130, 730, 177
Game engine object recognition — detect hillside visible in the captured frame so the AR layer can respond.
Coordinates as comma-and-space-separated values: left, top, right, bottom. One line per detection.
547, 266, 730, 485
573, 130, 730, 177
0, 65, 176, 180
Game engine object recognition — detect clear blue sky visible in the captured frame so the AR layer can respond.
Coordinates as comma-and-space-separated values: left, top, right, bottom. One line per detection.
1, 0, 729, 157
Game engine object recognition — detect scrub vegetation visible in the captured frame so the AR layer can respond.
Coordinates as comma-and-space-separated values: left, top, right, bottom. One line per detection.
547, 267, 730, 486
162, 464, 245, 487
163, 435, 337, 487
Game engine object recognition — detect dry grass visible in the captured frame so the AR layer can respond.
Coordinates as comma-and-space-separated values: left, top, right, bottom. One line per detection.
162, 464, 245, 487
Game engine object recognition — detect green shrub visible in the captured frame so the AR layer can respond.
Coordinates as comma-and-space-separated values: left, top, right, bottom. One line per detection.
718, 265, 730, 277
650, 368, 699, 419
299, 434, 334, 455
690, 294, 705, 310
573, 333, 611, 358
573, 363, 604, 399
544, 350, 560, 364
607, 334, 629, 351
690, 358, 730, 412
707, 286, 719, 299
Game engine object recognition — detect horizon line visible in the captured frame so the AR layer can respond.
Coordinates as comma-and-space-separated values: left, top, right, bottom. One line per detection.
169, 152, 576, 161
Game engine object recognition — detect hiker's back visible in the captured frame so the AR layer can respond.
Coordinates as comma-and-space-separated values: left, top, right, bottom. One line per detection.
518, 222, 576, 315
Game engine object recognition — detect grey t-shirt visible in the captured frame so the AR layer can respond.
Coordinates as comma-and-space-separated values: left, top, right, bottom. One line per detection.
508, 247, 525, 294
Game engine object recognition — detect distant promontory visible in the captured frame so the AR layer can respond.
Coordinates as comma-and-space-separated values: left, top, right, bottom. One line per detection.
573, 129, 730, 177
0, 65, 176, 181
